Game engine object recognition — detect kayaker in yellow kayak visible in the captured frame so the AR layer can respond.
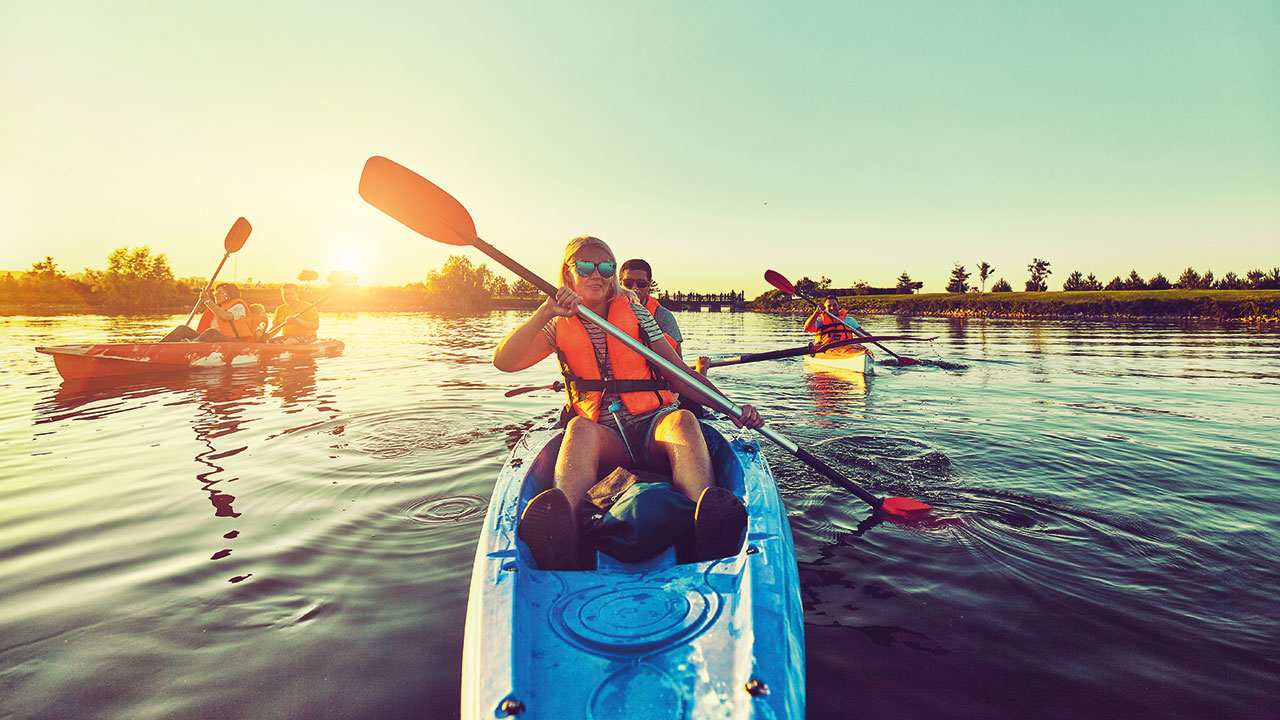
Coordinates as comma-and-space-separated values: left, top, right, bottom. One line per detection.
493, 235, 763, 570
804, 293, 860, 345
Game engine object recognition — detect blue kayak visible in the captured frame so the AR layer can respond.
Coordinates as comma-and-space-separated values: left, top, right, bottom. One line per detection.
461, 420, 805, 719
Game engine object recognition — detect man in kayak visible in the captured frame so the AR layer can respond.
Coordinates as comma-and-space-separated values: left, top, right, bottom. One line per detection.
493, 236, 763, 570
804, 293, 860, 346
271, 283, 320, 344
622, 257, 710, 417
620, 259, 682, 355
161, 283, 255, 342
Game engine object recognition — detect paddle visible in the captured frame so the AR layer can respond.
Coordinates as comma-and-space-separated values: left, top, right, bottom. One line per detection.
705, 334, 938, 369
504, 381, 566, 398
358, 156, 930, 517
765, 270, 923, 366
180, 218, 252, 329
262, 285, 342, 341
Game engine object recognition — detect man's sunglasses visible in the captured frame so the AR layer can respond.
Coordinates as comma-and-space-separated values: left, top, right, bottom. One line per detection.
569, 260, 617, 278
622, 278, 650, 289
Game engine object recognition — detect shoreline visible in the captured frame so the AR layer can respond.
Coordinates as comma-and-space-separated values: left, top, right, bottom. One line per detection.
4, 290, 1278, 323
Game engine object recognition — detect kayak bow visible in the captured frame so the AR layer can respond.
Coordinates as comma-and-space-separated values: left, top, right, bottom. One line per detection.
462, 421, 805, 719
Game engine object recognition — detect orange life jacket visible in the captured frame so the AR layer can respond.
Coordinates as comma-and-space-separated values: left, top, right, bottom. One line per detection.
640, 295, 679, 351
213, 299, 255, 340
554, 295, 675, 421
809, 308, 856, 346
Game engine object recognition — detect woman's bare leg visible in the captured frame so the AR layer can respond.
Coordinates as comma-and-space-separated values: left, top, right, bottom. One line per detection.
648, 409, 714, 502
555, 416, 630, 515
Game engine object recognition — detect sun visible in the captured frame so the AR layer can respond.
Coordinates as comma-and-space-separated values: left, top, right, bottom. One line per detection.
332, 247, 367, 280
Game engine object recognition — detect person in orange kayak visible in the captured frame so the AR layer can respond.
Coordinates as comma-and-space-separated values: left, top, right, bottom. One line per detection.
248, 303, 269, 340
162, 283, 255, 342
804, 293, 860, 346
493, 235, 762, 570
271, 283, 320, 344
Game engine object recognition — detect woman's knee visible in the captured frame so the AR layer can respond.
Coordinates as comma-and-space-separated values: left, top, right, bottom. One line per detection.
656, 409, 703, 442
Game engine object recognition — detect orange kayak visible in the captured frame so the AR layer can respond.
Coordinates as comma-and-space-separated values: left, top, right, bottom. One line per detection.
36, 340, 344, 381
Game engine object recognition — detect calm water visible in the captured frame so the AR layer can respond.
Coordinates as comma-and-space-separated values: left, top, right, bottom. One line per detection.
1, 311, 1277, 719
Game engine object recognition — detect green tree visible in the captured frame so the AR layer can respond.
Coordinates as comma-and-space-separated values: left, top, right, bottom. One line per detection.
1216, 271, 1245, 290
945, 263, 970, 293
1176, 267, 1201, 289
977, 262, 993, 292
895, 272, 921, 294
510, 278, 541, 299
991, 278, 1012, 293
1104, 276, 1124, 290
84, 246, 182, 310
298, 269, 319, 288
1147, 273, 1171, 290
1025, 258, 1052, 292
1062, 271, 1086, 291
1122, 270, 1146, 290
422, 254, 498, 312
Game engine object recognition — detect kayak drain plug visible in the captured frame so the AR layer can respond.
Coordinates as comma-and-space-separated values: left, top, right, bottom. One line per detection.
498, 698, 525, 716
745, 679, 770, 697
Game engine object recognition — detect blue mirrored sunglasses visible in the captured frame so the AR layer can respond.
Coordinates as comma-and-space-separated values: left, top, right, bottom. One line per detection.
570, 260, 617, 278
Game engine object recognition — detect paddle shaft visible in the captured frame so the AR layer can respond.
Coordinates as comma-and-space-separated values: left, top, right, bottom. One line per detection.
466, 240, 889, 510
184, 253, 232, 326
706, 335, 935, 368
264, 287, 339, 338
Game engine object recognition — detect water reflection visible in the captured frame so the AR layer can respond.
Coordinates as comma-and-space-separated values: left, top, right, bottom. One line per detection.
804, 365, 868, 422
35, 359, 340, 520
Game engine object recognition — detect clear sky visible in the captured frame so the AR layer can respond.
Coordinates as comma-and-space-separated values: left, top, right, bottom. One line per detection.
4, 1, 1277, 295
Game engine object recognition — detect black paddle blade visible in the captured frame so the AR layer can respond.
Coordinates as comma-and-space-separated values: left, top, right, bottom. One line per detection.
764, 269, 795, 294
224, 217, 251, 253
359, 156, 479, 246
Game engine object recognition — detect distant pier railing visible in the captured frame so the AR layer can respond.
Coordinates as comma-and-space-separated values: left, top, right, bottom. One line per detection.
658, 291, 747, 312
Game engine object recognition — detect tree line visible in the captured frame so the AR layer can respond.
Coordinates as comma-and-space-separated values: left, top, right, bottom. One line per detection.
942, 259, 1280, 293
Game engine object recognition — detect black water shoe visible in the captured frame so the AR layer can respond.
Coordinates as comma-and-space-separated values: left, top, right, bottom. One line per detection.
518, 488, 580, 571
693, 487, 748, 562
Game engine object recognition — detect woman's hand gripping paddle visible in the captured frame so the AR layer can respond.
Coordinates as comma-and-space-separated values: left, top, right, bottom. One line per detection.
357, 156, 931, 519
177, 218, 252, 333
765, 270, 924, 366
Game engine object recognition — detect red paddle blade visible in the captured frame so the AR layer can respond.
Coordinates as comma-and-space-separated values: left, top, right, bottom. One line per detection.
895, 357, 923, 366
881, 496, 932, 516
764, 269, 795, 293
224, 217, 251, 253
359, 156, 479, 246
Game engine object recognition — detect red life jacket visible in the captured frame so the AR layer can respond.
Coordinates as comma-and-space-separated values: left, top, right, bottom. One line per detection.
809, 308, 856, 346
212, 299, 254, 339
553, 295, 675, 421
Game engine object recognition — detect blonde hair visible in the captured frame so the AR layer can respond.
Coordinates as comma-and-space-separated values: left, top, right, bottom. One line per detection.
560, 235, 636, 303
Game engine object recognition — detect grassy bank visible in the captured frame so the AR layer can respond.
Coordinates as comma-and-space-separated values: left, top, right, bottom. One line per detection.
805, 289, 1280, 322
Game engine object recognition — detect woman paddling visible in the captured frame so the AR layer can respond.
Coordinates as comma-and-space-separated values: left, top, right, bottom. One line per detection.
493, 235, 763, 570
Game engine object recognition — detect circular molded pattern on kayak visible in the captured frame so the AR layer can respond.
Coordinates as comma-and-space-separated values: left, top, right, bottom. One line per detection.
587, 663, 685, 720
554, 584, 716, 656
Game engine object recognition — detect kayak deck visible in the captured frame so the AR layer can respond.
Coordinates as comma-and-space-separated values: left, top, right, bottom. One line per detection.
35, 340, 345, 381
804, 344, 872, 374
462, 421, 804, 719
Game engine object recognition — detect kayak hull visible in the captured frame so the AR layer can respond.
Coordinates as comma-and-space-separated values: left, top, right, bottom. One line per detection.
462, 421, 805, 719
35, 340, 345, 381
804, 344, 871, 374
